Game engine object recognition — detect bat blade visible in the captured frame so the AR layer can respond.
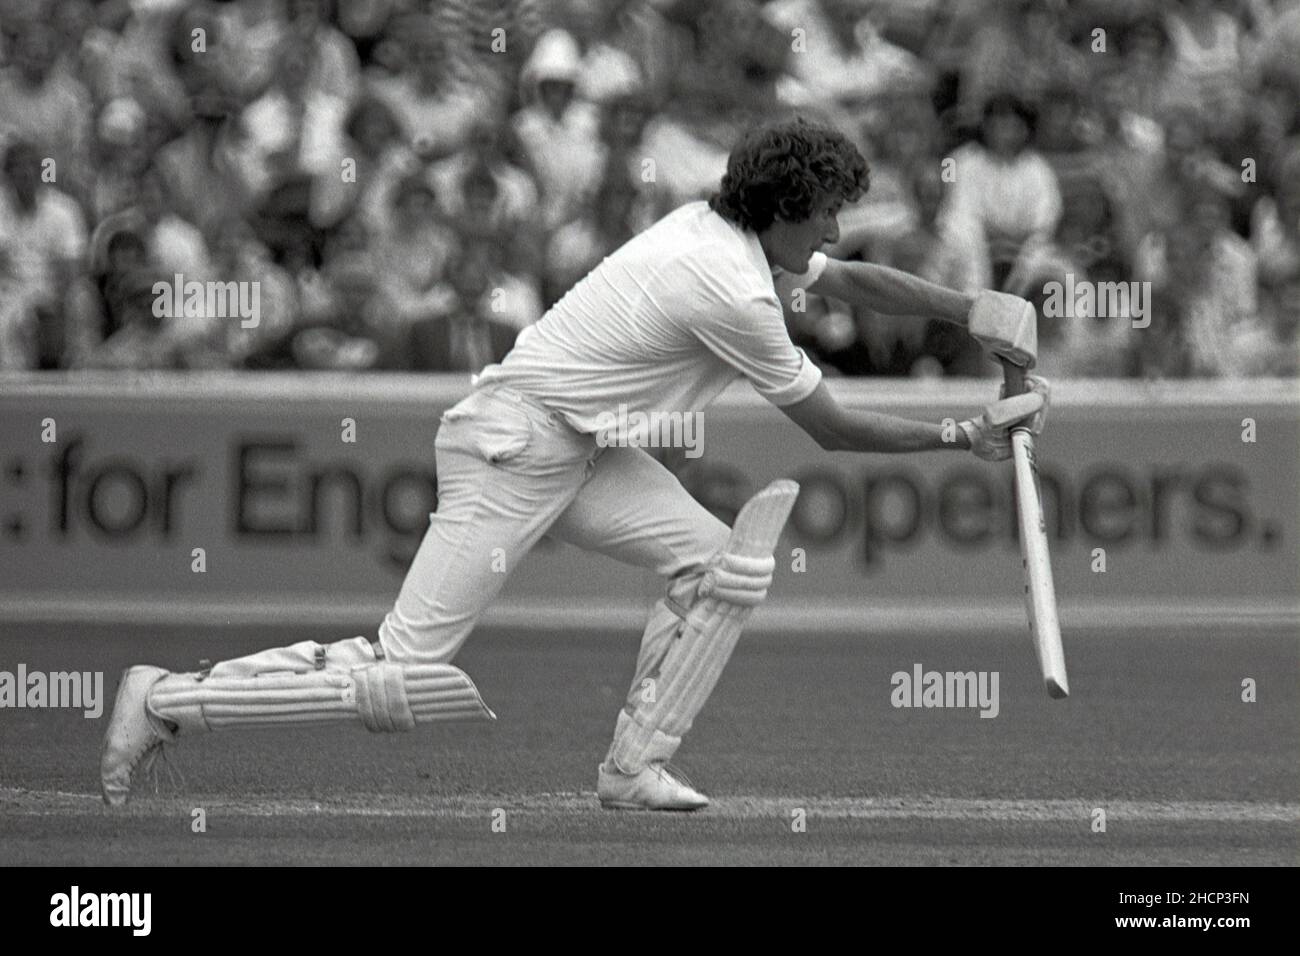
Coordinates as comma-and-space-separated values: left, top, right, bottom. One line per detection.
998, 356, 1068, 699
1009, 428, 1069, 698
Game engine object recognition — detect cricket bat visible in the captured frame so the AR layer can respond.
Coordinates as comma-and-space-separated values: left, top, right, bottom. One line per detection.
1000, 359, 1069, 699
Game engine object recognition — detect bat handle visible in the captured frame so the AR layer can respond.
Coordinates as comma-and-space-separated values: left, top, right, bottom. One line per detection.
999, 358, 1035, 440
999, 356, 1028, 397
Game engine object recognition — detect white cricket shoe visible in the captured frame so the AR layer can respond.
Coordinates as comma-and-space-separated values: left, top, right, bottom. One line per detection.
100, 666, 175, 806
597, 761, 709, 811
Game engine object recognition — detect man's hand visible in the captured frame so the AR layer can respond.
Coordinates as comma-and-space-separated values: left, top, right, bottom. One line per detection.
958, 386, 1049, 461
999, 374, 1050, 434
968, 290, 1038, 368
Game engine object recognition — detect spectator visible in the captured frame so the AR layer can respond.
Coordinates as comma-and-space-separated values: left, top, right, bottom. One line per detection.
78, 1, 192, 136
1012, 177, 1136, 378
238, 24, 355, 233
83, 224, 149, 365
372, 175, 457, 325
566, 0, 645, 105
767, 0, 930, 111
270, 217, 393, 370
0, 16, 92, 198
97, 167, 214, 282
1163, 0, 1249, 128
364, 12, 489, 160
940, 94, 1063, 292
284, 0, 361, 103
213, 0, 291, 102
1137, 190, 1271, 377
1108, 15, 1178, 126
513, 29, 604, 230
336, 0, 395, 47
654, 0, 791, 113
544, 155, 646, 304
216, 222, 301, 368
867, 164, 985, 377
429, 125, 542, 277
421, 0, 543, 107
80, 268, 184, 371
1248, 65, 1300, 178
88, 96, 153, 222
316, 94, 412, 231
957, 0, 1089, 130
1251, 0, 1300, 92
0, 0, 1289, 380
410, 241, 523, 374
1251, 139, 1300, 370
0, 140, 95, 369
152, 81, 252, 242
1111, 106, 1240, 266
834, 90, 938, 252
589, 89, 670, 227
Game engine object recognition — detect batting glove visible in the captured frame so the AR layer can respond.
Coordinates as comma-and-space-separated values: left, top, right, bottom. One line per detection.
969, 290, 1038, 368
958, 387, 1048, 461
998, 374, 1051, 435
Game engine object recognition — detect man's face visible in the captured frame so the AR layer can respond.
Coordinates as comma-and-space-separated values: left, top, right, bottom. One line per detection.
15, 24, 54, 84
3, 154, 40, 207
759, 197, 842, 274
290, 0, 325, 29
396, 186, 436, 226
453, 246, 494, 302
1190, 197, 1227, 240
464, 181, 496, 220
537, 80, 574, 119
108, 235, 146, 273
984, 111, 1029, 158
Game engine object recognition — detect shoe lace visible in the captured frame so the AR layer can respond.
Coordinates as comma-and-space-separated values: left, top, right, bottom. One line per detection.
657, 762, 696, 790
138, 740, 186, 795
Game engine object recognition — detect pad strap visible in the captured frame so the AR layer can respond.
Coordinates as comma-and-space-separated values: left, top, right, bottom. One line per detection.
698, 553, 775, 607
354, 661, 416, 732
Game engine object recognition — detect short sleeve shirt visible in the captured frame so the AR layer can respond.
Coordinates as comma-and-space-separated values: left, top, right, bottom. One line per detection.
475, 201, 825, 432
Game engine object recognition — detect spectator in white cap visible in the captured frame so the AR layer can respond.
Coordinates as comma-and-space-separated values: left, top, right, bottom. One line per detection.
88, 96, 151, 222
513, 29, 604, 231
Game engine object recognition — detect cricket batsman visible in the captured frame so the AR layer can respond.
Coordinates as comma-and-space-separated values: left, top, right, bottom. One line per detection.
101, 118, 1047, 811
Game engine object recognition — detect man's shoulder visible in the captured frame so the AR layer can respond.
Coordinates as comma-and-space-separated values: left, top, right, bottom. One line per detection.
37, 188, 86, 230
640, 200, 717, 239
633, 202, 765, 279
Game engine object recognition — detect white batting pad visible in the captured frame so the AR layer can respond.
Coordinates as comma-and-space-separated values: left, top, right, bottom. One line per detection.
607, 480, 799, 773
148, 662, 495, 734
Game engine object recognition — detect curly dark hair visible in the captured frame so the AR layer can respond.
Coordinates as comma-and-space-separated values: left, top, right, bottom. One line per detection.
709, 118, 869, 232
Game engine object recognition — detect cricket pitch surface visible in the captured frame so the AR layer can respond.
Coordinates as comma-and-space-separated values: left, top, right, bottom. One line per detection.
2, 623, 1296, 866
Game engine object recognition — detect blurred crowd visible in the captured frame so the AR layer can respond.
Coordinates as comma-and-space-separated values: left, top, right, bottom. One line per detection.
0, 0, 1297, 377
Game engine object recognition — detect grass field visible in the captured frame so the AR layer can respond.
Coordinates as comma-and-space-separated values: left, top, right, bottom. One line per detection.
1, 622, 1297, 866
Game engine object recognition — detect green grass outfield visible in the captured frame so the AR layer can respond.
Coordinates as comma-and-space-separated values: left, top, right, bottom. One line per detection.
1, 623, 1296, 865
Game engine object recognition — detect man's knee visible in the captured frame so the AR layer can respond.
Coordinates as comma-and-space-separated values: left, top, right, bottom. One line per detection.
377, 614, 468, 668
665, 512, 731, 577
663, 507, 776, 618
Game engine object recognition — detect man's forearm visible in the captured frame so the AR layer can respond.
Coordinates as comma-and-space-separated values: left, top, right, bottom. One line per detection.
822, 409, 971, 453
837, 261, 974, 323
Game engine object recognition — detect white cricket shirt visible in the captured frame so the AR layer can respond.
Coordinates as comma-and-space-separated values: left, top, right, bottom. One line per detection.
474, 201, 825, 433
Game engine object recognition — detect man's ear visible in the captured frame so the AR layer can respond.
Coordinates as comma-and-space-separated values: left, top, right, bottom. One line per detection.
771, 199, 796, 226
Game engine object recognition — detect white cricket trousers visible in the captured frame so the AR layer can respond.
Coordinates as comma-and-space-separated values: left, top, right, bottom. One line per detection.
378, 385, 731, 691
